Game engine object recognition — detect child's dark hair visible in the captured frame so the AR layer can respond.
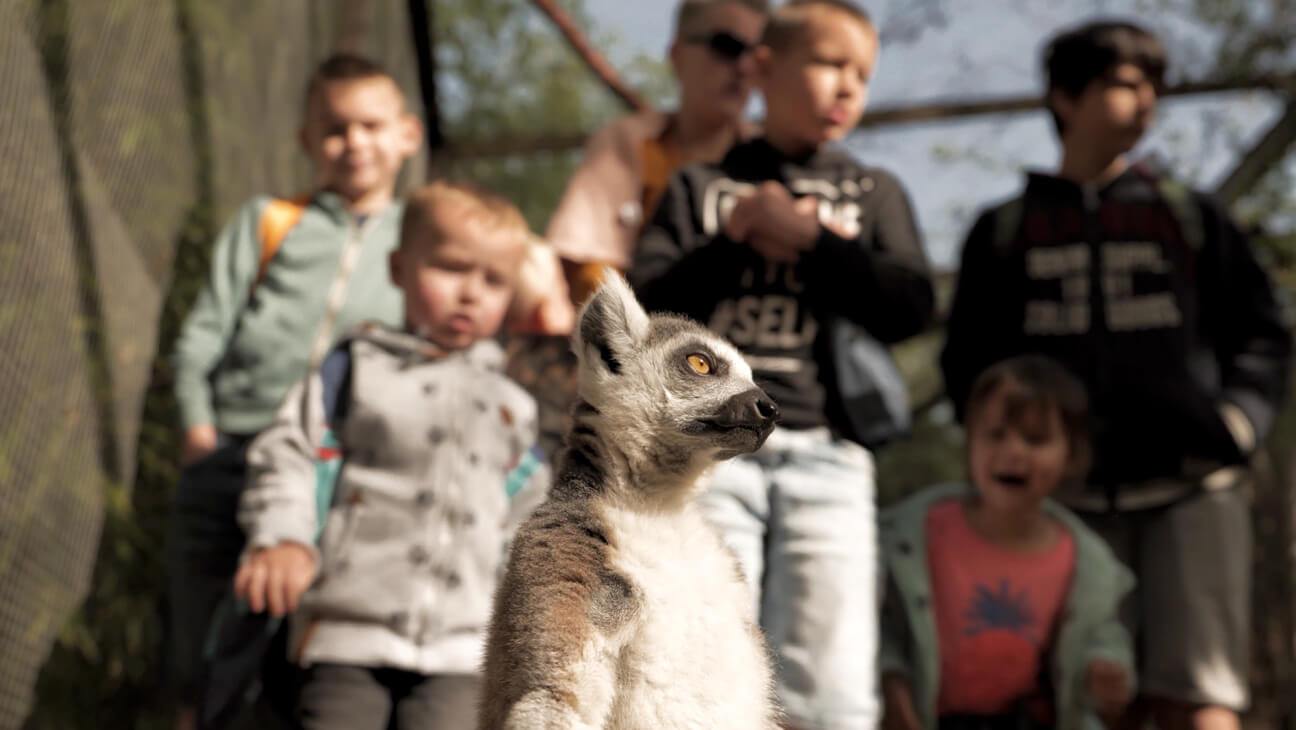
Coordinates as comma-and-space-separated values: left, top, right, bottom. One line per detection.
761, 0, 874, 52
965, 355, 1092, 474
1043, 20, 1167, 135
673, 0, 771, 41
303, 52, 400, 113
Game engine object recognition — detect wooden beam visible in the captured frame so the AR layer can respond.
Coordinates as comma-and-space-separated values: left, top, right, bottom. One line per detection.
407, 0, 446, 174
334, 0, 375, 55
859, 76, 1287, 128
1213, 99, 1296, 205
529, 0, 652, 114
446, 76, 1289, 160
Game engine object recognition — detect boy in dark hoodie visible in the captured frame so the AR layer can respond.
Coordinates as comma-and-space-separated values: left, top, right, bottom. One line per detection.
631, 2, 934, 727
941, 20, 1291, 730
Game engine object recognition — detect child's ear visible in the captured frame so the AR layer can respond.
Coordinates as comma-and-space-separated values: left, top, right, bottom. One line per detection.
400, 113, 424, 157
388, 248, 404, 287
753, 45, 775, 83
1047, 88, 1077, 130
1065, 438, 1092, 481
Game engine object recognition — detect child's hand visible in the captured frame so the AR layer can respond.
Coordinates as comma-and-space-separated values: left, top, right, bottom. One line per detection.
507, 238, 576, 335
233, 542, 317, 617
723, 182, 820, 262
881, 674, 923, 730
1085, 658, 1131, 717
181, 424, 219, 466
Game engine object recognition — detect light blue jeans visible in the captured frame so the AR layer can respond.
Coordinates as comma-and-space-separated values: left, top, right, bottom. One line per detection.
701, 427, 879, 730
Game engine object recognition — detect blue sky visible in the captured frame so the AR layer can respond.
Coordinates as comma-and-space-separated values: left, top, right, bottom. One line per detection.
582, 0, 1280, 269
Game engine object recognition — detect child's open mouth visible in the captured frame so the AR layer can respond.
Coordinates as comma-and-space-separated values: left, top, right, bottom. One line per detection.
993, 473, 1029, 490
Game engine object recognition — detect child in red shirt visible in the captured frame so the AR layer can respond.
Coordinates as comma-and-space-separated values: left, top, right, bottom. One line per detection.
880, 355, 1134, 730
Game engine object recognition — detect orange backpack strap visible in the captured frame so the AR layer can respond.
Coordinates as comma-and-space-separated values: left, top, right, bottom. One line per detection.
253, 194, 310, 292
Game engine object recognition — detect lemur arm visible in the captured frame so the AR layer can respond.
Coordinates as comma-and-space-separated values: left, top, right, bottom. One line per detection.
481, 513, 636, 730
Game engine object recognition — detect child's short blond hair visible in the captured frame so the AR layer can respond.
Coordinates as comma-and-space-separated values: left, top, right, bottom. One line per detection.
760, 0, 875, 52
399, 181, 531, 253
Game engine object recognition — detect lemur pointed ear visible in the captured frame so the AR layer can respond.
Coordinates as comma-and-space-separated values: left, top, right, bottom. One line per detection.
574, 269, 650, 375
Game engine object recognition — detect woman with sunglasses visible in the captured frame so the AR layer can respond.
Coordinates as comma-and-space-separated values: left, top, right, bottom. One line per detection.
532, 0, 770, 326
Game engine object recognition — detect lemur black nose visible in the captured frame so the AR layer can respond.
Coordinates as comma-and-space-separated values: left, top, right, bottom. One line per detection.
719, 389, 779, 428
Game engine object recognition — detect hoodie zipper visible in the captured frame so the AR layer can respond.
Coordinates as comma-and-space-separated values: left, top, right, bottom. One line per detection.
1082, 183, 1119, 510
306, 213, 376, 369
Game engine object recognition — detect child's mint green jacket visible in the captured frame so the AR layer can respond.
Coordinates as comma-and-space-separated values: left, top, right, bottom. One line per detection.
879, 483, 1136, 730
174, 193, 404, 435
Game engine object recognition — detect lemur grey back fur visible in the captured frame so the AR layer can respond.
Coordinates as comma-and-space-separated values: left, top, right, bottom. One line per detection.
479, 273, 781, 730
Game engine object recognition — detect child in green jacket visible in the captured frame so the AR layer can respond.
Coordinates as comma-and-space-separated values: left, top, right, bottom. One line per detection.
880, 356, 1134, 730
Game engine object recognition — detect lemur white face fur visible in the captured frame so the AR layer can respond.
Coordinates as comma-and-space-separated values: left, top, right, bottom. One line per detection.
571, 272, 778, 489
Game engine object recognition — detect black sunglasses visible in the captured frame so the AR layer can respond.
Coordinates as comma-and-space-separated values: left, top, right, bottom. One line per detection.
686, 31, 754, 62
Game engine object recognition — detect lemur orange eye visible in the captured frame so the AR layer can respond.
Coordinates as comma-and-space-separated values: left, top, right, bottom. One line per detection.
686, 354, 712, 375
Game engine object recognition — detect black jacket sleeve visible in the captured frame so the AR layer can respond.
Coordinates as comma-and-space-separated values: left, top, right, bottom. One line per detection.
1201, 193, 1292, 447
940, 206, 1020, 421
795, 170, 934, 344
628, 169, 743, 318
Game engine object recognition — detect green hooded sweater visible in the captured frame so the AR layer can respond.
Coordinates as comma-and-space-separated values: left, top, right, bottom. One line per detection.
879, 483, 1136, 730
173, 192, 404, 434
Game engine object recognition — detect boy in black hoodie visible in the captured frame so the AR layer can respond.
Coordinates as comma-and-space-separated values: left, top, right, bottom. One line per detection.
630, 2, 933, 727
941, 20, 1291, 730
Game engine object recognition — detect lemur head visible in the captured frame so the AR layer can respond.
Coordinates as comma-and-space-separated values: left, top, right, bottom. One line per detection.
572, 272, 778, 483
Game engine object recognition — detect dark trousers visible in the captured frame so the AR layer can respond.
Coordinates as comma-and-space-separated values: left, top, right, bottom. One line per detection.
296, 665, 481, 730
938, 714, 1046, 730
166, 434, 254, 702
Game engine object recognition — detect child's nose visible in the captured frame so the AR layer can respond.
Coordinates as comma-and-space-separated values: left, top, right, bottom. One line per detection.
459, 273, 486, 302
345, 123, 366, 148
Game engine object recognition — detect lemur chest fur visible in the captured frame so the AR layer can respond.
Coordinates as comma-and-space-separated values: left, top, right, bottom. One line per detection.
597, 498, 772, 729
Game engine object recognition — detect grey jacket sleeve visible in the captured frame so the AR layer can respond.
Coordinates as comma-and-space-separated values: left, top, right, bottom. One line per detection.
239, 373, 324, 559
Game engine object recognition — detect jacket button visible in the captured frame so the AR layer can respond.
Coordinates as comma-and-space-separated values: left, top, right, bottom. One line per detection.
914, 595, 928, 610
897, 541, 912, 555
415, 491, 435, 508
427, 428, 445, 444
423, 383, 437, 395
409, 546, 429, 565
446, 572, 461, 589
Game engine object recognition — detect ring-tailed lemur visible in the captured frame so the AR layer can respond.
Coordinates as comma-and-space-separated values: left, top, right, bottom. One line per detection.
479, 273, 781, 730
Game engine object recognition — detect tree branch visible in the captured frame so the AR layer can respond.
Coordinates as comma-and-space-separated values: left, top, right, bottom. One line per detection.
529, 0, 653, 114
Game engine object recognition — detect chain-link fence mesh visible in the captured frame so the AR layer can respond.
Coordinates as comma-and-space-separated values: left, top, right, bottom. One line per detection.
0, 2, 425, 726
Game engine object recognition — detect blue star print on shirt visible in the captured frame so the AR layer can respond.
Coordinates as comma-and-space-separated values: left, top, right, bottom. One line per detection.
963, 578, 1038, 644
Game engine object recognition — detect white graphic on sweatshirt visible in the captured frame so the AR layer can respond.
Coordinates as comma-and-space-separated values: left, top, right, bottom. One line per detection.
701, 177, 865, 240
1024, 241, 1182, 335
699, 176, 865, 374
